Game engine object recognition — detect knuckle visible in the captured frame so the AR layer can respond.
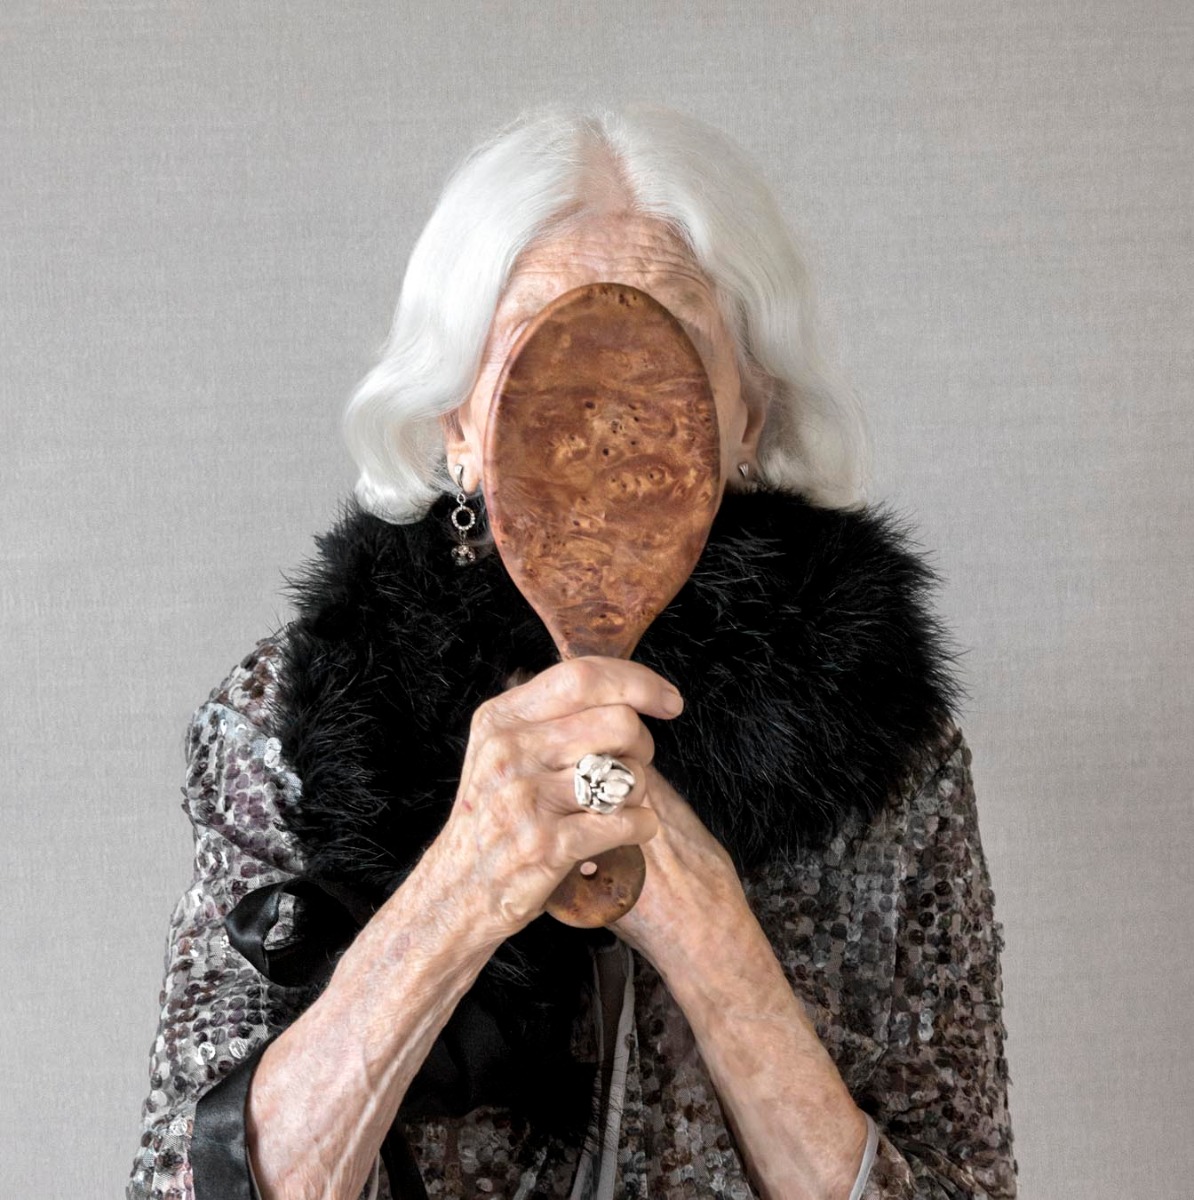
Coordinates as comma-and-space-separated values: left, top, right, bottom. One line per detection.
559, 657, 599, 697
612, 703, 643, 743
639, 725, 656, 763
476, 734, 519, 782
585, 704, 641, 755
470, 701, 497, 739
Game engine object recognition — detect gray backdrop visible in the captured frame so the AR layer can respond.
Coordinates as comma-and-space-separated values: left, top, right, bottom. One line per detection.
2, 2, 1190, 1197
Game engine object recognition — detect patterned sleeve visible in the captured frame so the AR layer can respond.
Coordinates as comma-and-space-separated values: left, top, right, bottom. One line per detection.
858, 729, 1018, 1198
126, 636, 379, 1200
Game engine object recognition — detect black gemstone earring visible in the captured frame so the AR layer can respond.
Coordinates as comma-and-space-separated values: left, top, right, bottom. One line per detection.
449, 463, 477, 565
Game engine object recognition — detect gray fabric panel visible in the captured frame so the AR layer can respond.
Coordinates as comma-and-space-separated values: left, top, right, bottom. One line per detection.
1, 2, 1190, 1197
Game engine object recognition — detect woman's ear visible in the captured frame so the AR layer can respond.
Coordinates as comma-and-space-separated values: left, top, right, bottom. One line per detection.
439, 407, 482, 493
738, 363, 774, 460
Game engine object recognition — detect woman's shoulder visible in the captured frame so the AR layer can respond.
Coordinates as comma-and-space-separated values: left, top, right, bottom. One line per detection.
181, 627, 308, 869
898, 714, 978, 833
201, 626, 294, 733
898, 713, 969, 807
744, 714, 972, 903
849, 714, 975, 860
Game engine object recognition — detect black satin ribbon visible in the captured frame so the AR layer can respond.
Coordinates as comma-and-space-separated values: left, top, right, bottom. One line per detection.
193, 877, 468, 1200
193, 1033, 428, 1200
192, 1037, 272, 1200
222, 876, 526, 1110
223, 877, 368, 987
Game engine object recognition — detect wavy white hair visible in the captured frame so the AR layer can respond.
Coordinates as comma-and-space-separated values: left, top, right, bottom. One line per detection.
344, 103, 871, 524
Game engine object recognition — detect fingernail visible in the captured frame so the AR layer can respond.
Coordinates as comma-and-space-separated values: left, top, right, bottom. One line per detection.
662, 688, 684, 715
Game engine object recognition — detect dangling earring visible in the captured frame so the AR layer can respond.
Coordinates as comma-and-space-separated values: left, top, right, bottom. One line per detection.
738, 462, 760, 493
449, 463, 477, 565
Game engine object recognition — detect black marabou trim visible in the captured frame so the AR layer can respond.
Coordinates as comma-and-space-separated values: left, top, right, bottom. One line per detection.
265, 483, 968, 1141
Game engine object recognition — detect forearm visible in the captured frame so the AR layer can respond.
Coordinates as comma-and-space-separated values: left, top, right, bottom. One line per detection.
659, 914, 869, 1200
245, 842, 504, 1200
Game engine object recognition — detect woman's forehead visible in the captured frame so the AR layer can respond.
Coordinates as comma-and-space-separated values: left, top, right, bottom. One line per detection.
499, 224, 717, 325
529, 207, 698, 261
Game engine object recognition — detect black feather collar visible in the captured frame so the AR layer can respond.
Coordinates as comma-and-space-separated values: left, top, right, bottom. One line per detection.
273, 484, 962, 889
268, 484, 964, 1133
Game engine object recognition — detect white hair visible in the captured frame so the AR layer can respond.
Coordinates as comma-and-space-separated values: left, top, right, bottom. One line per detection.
344, 103, 872, 524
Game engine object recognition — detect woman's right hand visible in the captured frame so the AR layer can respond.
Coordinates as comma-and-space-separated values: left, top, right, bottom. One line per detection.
422, 656, 685, 942
244, 658, 682, 1200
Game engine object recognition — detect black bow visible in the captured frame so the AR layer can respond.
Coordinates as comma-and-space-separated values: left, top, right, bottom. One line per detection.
197, 877, 554, 1200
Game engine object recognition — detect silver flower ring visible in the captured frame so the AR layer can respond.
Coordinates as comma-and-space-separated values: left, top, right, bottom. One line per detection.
573, 753, 636, 815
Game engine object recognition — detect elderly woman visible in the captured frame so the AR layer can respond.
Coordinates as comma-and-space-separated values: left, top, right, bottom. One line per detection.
128, 106, 1016, 1200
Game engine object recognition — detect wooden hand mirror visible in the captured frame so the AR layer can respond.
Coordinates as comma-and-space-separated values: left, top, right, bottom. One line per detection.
481, 282, 722, 927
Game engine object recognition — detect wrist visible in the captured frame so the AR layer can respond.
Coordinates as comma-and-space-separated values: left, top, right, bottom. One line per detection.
325, 839, 504, 1033
657, 904, 797, 1027
397, 840, 506, 961
401, 830, 511, 956
649, 890, 761, 980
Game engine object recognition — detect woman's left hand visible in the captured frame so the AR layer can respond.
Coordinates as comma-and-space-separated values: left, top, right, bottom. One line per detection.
607, 763, 752, 973
608, 766, 872, 1200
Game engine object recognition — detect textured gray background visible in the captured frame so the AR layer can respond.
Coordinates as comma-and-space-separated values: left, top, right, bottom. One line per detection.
2, 2, 1191, 1196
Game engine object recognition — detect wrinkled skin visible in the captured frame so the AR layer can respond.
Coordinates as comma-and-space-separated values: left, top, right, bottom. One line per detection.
438, 207, 771, 960
235, 211, 869, 1200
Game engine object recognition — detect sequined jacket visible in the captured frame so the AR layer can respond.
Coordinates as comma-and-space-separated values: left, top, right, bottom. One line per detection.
127, 487, 1018, 1198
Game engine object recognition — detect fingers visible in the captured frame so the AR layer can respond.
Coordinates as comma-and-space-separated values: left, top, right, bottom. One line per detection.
449, 656, 682, 935
508, 703, 656, 773
478, 656, 683, 730
552, 802, 661, 870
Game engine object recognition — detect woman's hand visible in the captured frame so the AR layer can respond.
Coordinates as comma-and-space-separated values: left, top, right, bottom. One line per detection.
607, 765, 752, 974
422, 656, 685, 942
609, 769, 873, 1200
247, 658, 685, 1200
